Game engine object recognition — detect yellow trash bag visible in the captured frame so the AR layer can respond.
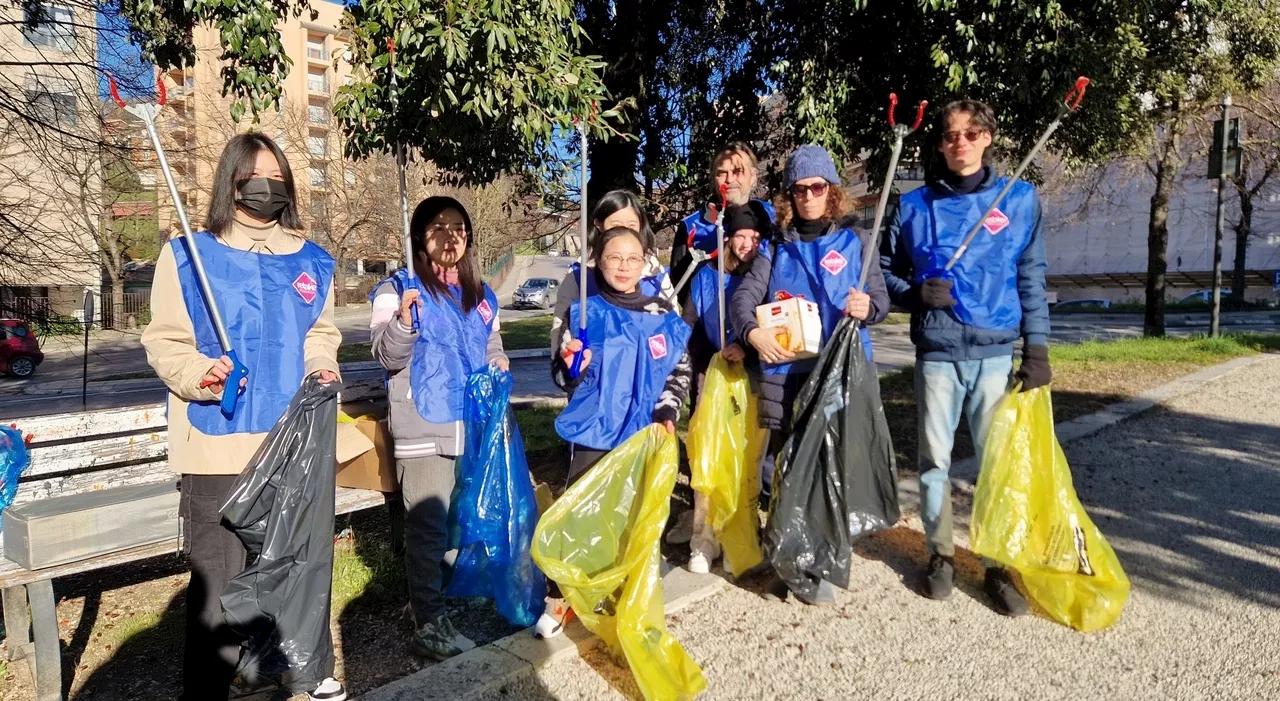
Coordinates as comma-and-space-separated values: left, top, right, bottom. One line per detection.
686, 354, 766, 576
532, 425, 706, 700
970, 386, 1130, 632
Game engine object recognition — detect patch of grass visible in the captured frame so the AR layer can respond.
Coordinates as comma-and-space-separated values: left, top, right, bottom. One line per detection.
501, 315, 553, 350
103, 611, 166, 650
514, 405, 561, 454
331, 533, 406, 615
338, 342, 373, 363
1051, 333, 1280, 364
883, 312, 911, 325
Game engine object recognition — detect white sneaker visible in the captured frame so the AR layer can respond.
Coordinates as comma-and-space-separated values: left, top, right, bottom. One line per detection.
309, 677, 347, 701
687, 551, 711, 574
534, 597, 575, 639
665, 510, 694, 545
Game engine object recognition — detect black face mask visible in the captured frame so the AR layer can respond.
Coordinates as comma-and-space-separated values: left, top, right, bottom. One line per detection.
235, 178, 291, 222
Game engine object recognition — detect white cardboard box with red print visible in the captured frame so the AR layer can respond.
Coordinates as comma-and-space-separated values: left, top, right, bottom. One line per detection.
755, 296, 822, 361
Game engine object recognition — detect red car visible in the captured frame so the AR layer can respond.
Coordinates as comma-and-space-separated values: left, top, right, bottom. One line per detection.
0, 319, 43, 378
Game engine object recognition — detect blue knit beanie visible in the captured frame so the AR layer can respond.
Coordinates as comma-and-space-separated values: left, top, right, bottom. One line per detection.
783, 145, 841, 190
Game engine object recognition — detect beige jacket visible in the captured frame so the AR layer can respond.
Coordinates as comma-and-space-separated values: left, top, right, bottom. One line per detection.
141, 221, 342, 475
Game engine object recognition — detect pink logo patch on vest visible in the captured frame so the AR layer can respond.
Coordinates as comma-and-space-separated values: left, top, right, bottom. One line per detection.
292, 272, 318, 304
982, 208, 1010, 235
820, 249, 848, 276
648, 334, 668, 360
478, 299, 494, 324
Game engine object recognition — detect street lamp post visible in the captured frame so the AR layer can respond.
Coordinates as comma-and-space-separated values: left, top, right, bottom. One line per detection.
1210, 94, 1230, 337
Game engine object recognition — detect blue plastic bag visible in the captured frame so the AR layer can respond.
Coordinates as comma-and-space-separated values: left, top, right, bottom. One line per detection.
0, 426, 31, 531
446, 366, 546, 626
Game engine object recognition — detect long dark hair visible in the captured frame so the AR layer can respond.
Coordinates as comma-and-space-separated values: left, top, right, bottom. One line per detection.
589, 189, 655, 254
205, 133, 303, 235
925, 99, 999, 177
410, 196, 484, 313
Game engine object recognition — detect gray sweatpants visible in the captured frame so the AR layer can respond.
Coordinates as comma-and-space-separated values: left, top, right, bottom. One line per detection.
398, 455, 458, 625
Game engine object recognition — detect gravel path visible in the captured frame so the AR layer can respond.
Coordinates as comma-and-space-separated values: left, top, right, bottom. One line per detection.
477, 355, 1280, 700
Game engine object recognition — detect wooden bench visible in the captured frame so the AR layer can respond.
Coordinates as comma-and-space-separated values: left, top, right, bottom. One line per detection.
0, 375, 391, 701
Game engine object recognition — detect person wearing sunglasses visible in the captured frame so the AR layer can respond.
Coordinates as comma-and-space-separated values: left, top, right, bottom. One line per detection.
671, 143, 776, 304
879, 99, 1051, 615
729, 144, 890, 605
540, 224, 694, 639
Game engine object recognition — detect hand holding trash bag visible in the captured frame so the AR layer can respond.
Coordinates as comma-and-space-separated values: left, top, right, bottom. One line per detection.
970, 386, 1129, 632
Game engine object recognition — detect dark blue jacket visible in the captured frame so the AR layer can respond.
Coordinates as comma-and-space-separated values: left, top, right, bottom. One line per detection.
879, 168, 1050, 362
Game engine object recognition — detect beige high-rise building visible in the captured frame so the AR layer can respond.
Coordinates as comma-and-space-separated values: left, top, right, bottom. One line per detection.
0, 1, 103, 317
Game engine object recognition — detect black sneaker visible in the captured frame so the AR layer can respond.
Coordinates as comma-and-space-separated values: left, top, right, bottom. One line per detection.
761, 575, 791, 602
412, 615, 473, 660
984, 568, 1030, 617
924, 554, 954, 601
308, 678, 347, 701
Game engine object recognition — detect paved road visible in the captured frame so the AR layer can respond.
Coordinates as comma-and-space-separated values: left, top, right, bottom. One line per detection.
477, 356, 1280, 700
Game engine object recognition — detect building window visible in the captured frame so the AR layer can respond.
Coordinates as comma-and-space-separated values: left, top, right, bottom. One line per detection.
25, 73, 77, 126
22, 4, 75, 52
307, 36, 328, 61
344, 168, 356, 187
307, 104, 330, 124
307, 69, 328, 93
309, 167, 327, 188
307, 135, 326, 158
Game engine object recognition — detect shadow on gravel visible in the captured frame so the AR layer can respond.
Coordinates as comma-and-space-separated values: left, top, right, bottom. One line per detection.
1061, 407, 1280, 610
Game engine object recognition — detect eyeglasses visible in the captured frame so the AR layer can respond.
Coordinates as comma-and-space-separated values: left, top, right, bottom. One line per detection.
790, 181, 829, 199
428, 224, 467, 237
942, 129, 987, 145
603, 254, 645, 271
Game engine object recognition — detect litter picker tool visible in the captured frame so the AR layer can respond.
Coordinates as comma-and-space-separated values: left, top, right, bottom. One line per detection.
387, 38, 421, 330
672, 184, 728, 297
109, 75, 248, 418
857, 93, 927, 300
939, 77, 1089, 273
567, 109, 593, 380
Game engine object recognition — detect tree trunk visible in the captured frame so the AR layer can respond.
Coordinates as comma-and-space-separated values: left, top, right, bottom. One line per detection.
1144, 122, 1181, 337
111, 283, 126, 330
1232, 174, 1251, 302
333, 251, 347, 307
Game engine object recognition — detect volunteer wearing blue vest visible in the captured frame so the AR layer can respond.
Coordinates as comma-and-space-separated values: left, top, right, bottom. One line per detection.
880, 100, 1051, 615
671, 143, 776, 303
730, 144, 890, 605
550, 190, 674, 352
537, 225, 694, 638
369, 196, 509, 659
679, 201, 768, 574
141, 134, 345, 701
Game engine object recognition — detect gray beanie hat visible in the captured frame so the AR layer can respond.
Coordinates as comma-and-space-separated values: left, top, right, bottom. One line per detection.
783, 144, 842, 191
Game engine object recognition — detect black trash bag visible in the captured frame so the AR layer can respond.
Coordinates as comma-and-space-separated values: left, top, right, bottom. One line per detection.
219, 376, 339, 694
764, 317, 900, 601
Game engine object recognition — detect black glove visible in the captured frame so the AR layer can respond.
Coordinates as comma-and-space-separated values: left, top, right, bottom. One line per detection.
1015, 344, 1052, 392
918, 277, 957, 309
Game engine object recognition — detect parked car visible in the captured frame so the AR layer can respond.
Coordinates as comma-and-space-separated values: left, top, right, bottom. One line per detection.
1176, 289, 1231, 305
546, 249, 560, 257
0, 319, 43, 378
1051, 298, 1111, 311
511, 277, 560, 310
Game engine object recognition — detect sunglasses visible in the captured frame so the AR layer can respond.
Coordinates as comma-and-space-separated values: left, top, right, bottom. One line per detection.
790, 181, 829, 198
942, 129, 988, 145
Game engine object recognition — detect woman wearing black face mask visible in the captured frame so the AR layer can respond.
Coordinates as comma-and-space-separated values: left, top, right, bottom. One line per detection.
141, 133, 345, 701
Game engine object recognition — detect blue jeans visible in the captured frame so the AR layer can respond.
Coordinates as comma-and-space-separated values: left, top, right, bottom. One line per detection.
916, 356, 1013, 557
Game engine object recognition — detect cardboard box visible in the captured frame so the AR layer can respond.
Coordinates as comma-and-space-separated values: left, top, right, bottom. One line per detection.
336, 418, 398, 492
755, 297, 823, 360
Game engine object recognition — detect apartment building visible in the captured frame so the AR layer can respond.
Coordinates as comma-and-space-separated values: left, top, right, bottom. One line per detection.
0, 1, 103, 317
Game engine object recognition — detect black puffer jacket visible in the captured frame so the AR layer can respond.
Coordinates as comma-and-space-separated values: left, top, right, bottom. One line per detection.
729, 217, 890, 431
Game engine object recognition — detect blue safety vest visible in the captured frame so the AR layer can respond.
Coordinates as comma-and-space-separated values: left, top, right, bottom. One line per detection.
380, 269, 498, 424
688, 263, 744, 351
897, 176, 1038, 331
683, 199, 776, 254
173, 231, 333, 435
568, 262, 668, 299
763, 228, 873, 376
554, 298, 691, 451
